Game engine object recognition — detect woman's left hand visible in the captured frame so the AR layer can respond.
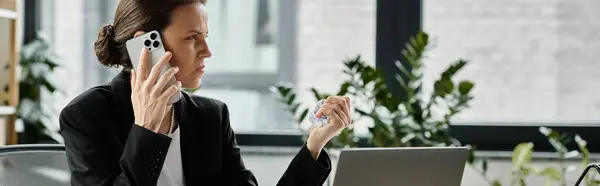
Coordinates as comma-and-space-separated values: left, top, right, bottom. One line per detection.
306, 96, 352, 159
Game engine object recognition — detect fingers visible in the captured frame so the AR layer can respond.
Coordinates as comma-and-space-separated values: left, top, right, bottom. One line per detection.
317, 103, 350, 126
329, 111, 345, 128
130, 69, 136, 90
133, 30, 146, 86
136, 48, 150, 84
342, 96, 351, 112
315, 100, 338, 118
153, 66, 179, 94
325, 96, 350, 120
147, 52, 172, 85
160, 81, 182, 100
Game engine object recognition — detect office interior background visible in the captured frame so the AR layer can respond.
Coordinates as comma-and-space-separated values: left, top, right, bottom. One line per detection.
1, 0, 600, 185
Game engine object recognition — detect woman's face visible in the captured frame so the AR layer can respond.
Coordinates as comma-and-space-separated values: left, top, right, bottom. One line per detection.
162, 2, 211, 89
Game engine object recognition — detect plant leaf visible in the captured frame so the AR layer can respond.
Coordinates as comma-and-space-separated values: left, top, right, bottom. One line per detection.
535, 167, 561, 181
337, 82, 351, 96
41, 78, 56, 93
310, 88, 325, 100
466, 145, 476, 164
575, 135, 590, 166
458, 81, 474, 95
512, 142, 534, 166
492, 180, 502, 186
441, 59, 467, 79
298, 109, 309, 123
564, 150, 579, 159
286, 94, 296, 105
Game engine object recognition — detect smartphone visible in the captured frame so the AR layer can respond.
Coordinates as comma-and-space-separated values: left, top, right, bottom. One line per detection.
126, 30, 181, 104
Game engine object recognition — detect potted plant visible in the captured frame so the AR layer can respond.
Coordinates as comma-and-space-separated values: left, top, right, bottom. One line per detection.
473, 127, 600, 186
17, 31, 63, 144
271, 31, 474, 150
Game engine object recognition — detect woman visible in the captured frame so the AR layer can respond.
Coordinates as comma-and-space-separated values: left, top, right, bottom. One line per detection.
58, 0, 351, 185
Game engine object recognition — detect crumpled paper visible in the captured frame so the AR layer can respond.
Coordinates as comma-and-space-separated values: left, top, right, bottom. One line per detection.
308, 100, 329, 128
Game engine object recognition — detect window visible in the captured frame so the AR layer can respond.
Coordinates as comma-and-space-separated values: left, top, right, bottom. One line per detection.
194, 0, 294, 133
191, 0, 377, 134
35, 0, 378, 135
422, 0, 600, 123
420, 0, 600, 152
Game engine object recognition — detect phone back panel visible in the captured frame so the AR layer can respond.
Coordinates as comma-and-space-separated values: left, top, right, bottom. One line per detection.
125, 30, 181, 104
126, 30, 168, 75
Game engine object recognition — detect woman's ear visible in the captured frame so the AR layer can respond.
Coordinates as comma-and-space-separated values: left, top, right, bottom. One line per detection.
134, 31, 145, 37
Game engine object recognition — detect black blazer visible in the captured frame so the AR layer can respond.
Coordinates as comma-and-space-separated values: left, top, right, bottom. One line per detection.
59, 71, 332, 186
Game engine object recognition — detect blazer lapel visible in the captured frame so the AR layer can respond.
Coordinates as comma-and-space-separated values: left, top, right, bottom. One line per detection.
177, 92, 213, 185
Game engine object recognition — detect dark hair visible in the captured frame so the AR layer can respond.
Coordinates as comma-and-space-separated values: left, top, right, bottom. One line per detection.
94, 0, 207, 68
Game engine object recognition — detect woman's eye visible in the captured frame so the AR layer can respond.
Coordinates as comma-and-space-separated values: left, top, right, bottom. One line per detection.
186, 35, 197, 40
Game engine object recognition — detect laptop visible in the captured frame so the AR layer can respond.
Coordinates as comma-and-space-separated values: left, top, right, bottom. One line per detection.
331, 146, 469, 186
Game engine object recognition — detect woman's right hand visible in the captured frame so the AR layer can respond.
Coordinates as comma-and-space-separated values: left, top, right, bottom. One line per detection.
130, 48, 181, 134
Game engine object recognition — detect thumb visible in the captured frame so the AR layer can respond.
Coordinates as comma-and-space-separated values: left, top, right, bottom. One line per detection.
315, 110, 323, 118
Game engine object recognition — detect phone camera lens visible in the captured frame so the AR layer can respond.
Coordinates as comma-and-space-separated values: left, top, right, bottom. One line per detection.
153, 41, 160, 48
144, 40, 151, 47
150, 33, 157, 40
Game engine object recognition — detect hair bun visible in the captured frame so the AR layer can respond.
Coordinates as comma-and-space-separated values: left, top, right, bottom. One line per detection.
94, 24, 122, 67
103, 24, 114, 37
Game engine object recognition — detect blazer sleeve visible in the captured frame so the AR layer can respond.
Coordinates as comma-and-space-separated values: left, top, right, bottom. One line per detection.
59, 103, 172, 186
220, 103, 332, 186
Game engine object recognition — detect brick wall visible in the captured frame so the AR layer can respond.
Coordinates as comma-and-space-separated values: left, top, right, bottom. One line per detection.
422, 0, 600, 123
295, 0, 600, 128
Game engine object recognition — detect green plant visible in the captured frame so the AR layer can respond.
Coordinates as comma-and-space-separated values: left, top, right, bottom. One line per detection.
17, 31, 63, 144
473, 127, 600, 186
575, 134, 600, 186
270, 83, 357, 148
271, 31, 475, 149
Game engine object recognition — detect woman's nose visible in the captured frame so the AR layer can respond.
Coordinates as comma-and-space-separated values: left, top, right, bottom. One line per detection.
198, 40, 211, 58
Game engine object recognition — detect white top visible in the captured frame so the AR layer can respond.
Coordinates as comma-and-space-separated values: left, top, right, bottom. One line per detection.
157, 126, 184, 186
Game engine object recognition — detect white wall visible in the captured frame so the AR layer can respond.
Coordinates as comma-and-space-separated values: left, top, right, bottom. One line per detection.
240, 147, 598, 186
